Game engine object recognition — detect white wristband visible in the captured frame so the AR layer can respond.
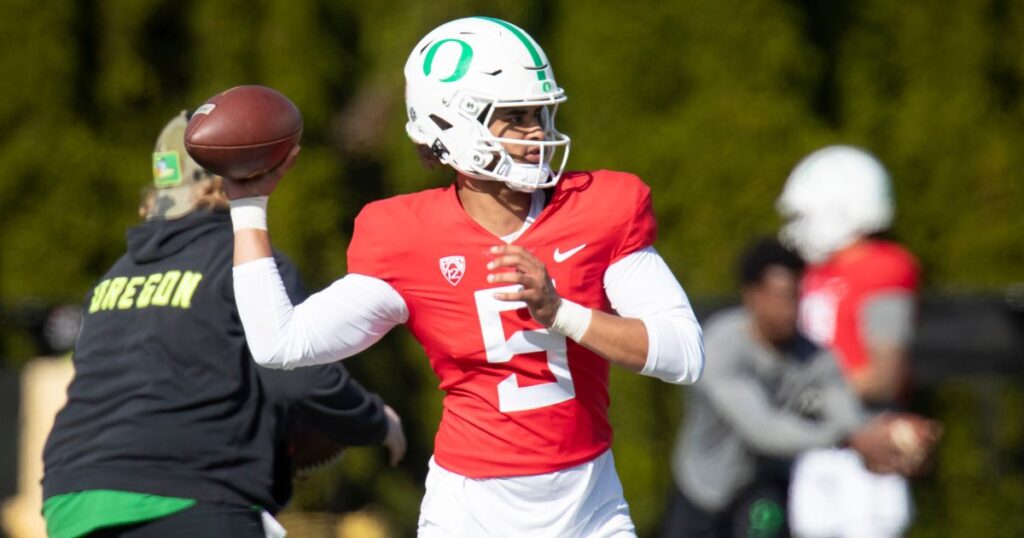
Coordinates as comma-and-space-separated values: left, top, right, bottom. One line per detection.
550, 298, 593, 342
230, 196, 269, 231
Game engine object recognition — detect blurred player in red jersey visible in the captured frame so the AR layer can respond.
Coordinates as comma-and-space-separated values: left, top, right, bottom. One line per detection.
223, 17, 705, 537
778, 146, 918, 407
777, 146, 937, 537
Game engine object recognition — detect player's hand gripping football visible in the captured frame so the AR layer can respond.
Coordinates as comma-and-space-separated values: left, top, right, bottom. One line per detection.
848, 413, 906, 475
886, 413, 943, 477
849, 412, 942, 477
222, 145, 301, 200
487, 245, 562, 327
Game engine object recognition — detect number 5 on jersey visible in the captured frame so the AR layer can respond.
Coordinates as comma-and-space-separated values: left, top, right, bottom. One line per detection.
474, 285, 576, 412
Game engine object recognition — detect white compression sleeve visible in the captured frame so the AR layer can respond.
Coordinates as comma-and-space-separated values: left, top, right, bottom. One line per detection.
233, 258, 409, 369
604, 246, 705, 384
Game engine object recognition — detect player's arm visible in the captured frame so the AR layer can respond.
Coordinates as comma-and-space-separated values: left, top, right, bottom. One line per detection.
699, 331, 853, 456
260, 365, 406, 465
488, 245, 704, 384
850, 292, 915, 404
811, 355, 913, 473
223, 148, 409, 369
225, 146, 297, 265
599, 246, 704, 383
573, 308, 649, 371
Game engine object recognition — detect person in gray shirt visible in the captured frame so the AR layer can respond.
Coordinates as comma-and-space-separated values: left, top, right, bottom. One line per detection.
662, 239, 915, 538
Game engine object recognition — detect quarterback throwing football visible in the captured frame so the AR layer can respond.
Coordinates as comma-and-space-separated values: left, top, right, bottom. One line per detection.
225, 17, 705, 537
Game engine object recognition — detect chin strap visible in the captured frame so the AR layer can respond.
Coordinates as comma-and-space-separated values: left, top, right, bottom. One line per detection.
502, 162, 554, 192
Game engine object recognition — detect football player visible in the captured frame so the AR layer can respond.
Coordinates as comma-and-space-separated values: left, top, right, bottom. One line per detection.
777, 146, 937, 537
224, 17, 705, 537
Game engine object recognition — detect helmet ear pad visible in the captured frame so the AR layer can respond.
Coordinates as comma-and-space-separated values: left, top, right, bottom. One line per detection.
776, 145, 894, 262
402, 17, 571, 191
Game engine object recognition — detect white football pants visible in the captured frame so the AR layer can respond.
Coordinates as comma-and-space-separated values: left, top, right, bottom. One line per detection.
417, 449, 636, 537
789, 448, 912, 538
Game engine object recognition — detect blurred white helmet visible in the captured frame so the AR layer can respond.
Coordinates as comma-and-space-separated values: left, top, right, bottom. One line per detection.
404, 17, 570, 191
776, 145, 894, 263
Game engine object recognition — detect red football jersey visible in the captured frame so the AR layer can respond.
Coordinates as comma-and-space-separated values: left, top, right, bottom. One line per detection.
347, 170, 655, 478
799, 240, 919, 375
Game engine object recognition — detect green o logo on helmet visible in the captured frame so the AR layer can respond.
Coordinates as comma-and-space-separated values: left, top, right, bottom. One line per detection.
423, 39, 473, 83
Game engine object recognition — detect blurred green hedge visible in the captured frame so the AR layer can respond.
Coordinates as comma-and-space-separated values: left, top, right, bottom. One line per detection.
2, 1, 1021, 535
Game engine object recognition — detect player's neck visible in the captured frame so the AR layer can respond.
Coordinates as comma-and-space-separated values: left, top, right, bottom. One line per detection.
456, 175, 533, 238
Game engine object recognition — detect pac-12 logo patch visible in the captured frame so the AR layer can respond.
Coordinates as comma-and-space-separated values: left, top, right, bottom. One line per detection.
439, 255, 466, 286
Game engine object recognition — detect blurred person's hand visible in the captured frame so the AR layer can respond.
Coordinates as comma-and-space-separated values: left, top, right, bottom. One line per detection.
848, 413, 905, 474
887, 413, 943, 477
382, 404, 407, 467
848, 413, 942, 477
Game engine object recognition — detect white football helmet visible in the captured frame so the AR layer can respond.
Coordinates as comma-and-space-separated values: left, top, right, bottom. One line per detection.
404, 17, 570, 191
776, 145, 895, 263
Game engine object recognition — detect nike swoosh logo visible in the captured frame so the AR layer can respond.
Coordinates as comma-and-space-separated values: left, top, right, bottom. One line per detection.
553, 244, 587, 263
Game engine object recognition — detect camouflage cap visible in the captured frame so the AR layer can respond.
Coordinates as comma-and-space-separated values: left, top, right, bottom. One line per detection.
149, 110, 212, 219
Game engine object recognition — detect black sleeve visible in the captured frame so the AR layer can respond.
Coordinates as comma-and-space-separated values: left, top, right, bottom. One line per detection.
258, 365, 388, 446
259, 252, 389, 446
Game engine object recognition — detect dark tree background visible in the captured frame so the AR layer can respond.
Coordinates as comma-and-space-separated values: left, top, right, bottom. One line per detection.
1, 1, 1021, 535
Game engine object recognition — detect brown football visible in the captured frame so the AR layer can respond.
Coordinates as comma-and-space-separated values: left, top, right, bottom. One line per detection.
888, 413, 943, 476
184, 85, 302, 179
288, 425, 347, 477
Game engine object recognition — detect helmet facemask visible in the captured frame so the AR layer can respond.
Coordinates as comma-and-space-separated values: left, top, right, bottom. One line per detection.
466, 97, 570, 191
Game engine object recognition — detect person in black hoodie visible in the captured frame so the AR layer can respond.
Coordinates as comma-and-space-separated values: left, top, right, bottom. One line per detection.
41, 111, 406, 538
